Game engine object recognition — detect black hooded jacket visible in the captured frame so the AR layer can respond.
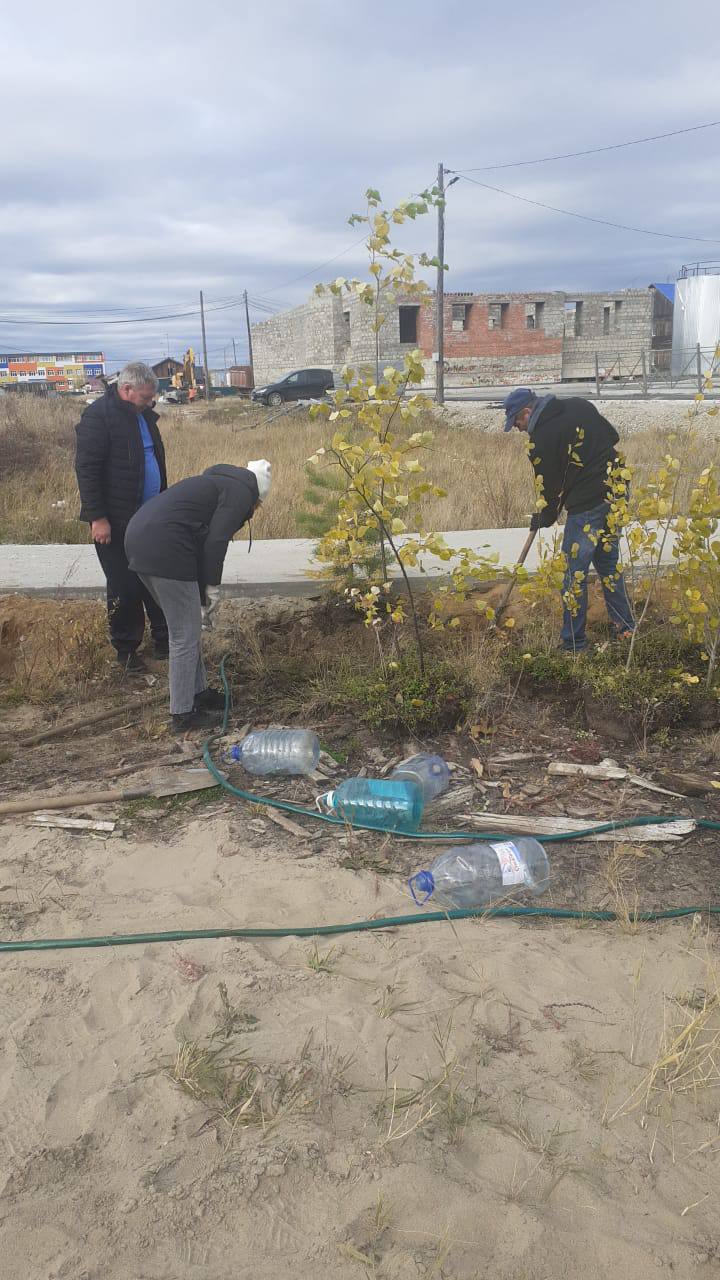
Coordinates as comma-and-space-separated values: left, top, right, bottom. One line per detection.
124, 464, 259, 593
75, 386, 167, 528
528, 396, 620, 530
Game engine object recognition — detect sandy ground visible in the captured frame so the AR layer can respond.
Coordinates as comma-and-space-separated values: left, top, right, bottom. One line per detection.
2, 796, 720, 1280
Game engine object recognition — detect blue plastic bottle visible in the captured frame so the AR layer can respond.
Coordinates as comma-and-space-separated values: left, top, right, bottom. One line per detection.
391, 753, 450, 803
319, 778, 423, 832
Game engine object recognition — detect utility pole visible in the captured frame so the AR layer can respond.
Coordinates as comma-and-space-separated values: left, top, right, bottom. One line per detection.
435, 162, 445, 405
232, 337, 237, 365
244, 290, 255, 381
199, 290, 212, 401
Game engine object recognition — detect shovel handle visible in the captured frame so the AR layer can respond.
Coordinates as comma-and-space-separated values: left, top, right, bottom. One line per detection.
0, 786, 144, 817
495, 528, 538, 617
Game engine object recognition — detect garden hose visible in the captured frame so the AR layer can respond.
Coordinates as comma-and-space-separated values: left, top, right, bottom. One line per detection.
202, 659, 720, 843
1, 657, 718, 956
2, 903, 720, 955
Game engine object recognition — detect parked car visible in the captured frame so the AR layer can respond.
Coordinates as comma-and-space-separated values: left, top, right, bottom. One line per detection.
252, 368, 334, 407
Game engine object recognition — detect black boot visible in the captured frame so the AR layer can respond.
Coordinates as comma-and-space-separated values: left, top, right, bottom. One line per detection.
194, 687, 227, 710
171, 707, 223, 731
118, 651, 148, 674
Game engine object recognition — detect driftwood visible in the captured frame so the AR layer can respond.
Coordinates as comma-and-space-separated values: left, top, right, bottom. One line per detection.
30, 816, 116, 834
462, 811, 695, 842
548, 758, 627, 781
653, 770, 719, 798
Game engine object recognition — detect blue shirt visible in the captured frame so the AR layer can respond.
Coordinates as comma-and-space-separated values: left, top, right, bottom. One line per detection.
138, 413, 162, 504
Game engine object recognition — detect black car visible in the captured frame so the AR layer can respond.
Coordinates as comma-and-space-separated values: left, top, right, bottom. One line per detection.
252, 368, 334, 407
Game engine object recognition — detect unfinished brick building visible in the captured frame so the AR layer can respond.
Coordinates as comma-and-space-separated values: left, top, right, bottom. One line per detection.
252, 287, 655, 387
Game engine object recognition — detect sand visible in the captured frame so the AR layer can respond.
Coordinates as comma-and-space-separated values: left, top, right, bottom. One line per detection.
2, 802, 719, 1280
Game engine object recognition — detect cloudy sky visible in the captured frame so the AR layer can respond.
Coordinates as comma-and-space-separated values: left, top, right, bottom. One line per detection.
3, 0, 719, 371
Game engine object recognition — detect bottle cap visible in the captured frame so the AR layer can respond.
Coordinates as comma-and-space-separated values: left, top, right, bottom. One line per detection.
409, 870, 435, 905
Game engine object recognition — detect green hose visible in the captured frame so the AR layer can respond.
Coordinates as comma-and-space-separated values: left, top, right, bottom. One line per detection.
2, 656, 718, 957
2, 904, 719, 955
203, 659, 720, 843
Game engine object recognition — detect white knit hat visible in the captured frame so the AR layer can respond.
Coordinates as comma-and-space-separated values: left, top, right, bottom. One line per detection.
246, 459, 272, 501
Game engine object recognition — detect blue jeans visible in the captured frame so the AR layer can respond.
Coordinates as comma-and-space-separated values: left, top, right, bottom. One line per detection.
560, 502, 635, 652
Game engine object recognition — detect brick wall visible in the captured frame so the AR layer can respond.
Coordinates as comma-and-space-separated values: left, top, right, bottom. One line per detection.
252, 286, 655, 387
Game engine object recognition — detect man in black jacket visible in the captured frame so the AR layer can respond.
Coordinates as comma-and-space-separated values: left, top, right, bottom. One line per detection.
75, 362, 169, 672
503, 387, 635, 652
125, 460, 272, 730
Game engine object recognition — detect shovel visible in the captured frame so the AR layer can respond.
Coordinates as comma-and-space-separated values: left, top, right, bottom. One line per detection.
0, 766, 222, 818
492, 528, 537, 625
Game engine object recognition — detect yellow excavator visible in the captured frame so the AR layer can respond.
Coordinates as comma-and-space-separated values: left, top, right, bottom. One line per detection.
168, 348, 197, 403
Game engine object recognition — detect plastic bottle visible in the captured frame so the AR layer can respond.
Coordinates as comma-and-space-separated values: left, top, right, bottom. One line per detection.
409, 838, 550, 908
318, 778, 423, 832
390, 753, 450, 803
230, 729, 320, 776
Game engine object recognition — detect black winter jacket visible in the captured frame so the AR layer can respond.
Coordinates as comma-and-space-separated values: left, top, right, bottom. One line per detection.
528, 396, 620, 530
124, 464, 260, 596
75, 387, 167, 529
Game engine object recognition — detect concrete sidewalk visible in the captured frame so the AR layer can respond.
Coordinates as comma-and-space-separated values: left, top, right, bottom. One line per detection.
0, 526, 678, 599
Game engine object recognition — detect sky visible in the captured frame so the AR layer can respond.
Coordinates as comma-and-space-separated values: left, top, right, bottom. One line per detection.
2, 0, 720, 372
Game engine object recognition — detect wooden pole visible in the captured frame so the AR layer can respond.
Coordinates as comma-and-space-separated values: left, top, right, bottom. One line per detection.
435, 162, 445, 405
641, 347, 648, 395
232, 337, 237, 365
594, 352, 601, 398
199, 290, 212, 401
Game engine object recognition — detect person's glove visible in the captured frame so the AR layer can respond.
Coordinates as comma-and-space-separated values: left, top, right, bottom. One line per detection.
202, 586, 221, 631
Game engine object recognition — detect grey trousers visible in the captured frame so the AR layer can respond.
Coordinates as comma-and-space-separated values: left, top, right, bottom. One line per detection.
139, 575, 208, 715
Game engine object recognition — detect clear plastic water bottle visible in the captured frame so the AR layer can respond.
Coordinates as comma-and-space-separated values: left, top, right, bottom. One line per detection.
230, 729, 320, 776
318, 778, 423, 832
391, 753, 450, 803
409, 838, 550, 908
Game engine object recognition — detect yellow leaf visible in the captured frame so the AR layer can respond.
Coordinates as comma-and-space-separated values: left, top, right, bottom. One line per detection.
504, 617, 516, 629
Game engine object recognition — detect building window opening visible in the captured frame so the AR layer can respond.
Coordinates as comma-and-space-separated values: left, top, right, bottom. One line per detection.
399, 305, 419, 343
451, 302, 471, 331
603, 305, 611, 336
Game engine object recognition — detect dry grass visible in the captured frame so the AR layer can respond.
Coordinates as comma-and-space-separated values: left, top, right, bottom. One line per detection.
2, 393, 718, 544
0, 595, 113, 703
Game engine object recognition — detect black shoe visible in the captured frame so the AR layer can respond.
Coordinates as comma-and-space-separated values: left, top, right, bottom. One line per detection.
118, 652, 148, 674
194, 687, 227, 710
171, 708, 222, 732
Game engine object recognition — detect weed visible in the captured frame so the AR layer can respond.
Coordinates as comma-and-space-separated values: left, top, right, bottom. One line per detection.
306, 941, 338, 974
375, 1014, 486, 1146
216, 981, 259, 1037
601, 843, 648, 933
333, 651, 473, 734
373, 982, 420, 1020
339, 1194, 394, 1275
165, 1032, 314, 1140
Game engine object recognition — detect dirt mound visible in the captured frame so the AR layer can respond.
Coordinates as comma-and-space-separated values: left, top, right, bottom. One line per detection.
0, 594, 111, 700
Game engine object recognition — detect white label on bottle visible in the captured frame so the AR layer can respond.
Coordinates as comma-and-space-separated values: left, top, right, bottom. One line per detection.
493, 841, 525, 887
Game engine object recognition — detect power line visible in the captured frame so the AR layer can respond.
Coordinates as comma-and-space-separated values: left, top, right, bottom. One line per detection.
0, 298, 246, 327
455, 173, 720, 244
254, 235, 368, 297
449, 119, 720, 173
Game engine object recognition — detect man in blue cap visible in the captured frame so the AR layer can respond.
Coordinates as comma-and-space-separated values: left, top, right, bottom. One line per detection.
503, 387, 635, 652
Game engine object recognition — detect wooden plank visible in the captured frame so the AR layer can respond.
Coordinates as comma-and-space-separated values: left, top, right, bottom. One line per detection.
461, 812, 695, 842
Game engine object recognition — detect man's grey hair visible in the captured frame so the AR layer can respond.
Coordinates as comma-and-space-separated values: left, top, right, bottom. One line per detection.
117, 361, 159, 391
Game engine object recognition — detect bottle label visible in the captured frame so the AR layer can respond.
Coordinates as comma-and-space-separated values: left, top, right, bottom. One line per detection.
493, 842, 525, 887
